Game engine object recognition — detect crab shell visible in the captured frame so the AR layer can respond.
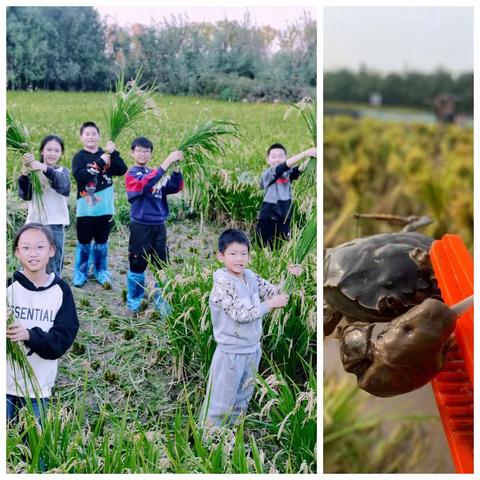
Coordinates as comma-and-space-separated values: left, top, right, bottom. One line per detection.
324, 232, 442, 324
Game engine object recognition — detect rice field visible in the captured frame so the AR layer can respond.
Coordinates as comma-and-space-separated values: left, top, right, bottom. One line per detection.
323, 114, 473, 473
6, 92, 317, 473
324, 116, 473, 249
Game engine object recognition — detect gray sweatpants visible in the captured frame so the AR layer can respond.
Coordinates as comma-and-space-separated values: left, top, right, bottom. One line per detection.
200, 347, 262, 427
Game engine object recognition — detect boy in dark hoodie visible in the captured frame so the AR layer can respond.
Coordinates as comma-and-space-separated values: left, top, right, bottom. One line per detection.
201, 229, 301, 428
71, 121, 127, 287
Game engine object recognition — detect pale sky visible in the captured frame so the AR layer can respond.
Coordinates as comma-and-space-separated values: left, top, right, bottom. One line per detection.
324, 7, 473, 73
95, 6, 317, 30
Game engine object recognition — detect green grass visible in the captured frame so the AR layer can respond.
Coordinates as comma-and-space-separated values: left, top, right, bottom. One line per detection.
323, 375, 442, 473
7, 91, 310, 180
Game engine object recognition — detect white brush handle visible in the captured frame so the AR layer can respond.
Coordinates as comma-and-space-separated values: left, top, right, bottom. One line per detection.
450, 294, 474, 316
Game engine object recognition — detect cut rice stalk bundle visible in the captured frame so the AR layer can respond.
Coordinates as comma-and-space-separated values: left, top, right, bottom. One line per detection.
7, 313, 41, 399
289, 97, 317, 194
285, 96, 317, 145
104, 69, 161, 142
177, 120, 241, 217
283, 209, 317, 293
7, 110, 47, 222
266, 210, 317, 346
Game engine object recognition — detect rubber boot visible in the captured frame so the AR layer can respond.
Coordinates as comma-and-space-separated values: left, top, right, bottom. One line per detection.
153, 282, 172, 318
92, 242, 113, 286
72, 242, 91, 287
127, 271, 146, 312
87, 242, 94, 277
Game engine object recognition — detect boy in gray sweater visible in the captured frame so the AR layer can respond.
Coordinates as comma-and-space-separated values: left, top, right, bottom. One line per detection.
201, 229, 301, 428
256, 143, 317, 248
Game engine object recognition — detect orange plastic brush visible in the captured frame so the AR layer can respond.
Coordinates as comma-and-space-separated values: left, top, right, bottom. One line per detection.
429, 234, 473, 474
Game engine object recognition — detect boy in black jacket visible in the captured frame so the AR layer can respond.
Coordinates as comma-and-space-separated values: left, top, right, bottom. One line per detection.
71, 121, 127, 287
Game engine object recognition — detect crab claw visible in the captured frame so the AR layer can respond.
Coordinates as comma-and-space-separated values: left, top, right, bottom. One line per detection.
340, 299, 457, 397
340, 323, 374, 377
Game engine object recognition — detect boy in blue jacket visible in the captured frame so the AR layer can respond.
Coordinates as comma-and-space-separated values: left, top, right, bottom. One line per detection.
125, 137, 183, 316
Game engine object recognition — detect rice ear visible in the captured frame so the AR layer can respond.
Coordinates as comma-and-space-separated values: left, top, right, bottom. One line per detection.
7, 110, 47, 222
104, 68, 160, 142
177, 120, 241, 217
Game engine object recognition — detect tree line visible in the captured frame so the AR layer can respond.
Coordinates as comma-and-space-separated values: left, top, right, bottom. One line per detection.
325, 67, 473, 114
7, 6, 316, 102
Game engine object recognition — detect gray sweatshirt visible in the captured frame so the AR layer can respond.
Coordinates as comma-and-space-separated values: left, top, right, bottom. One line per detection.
258, 163, 301, 222
209, 268, 280, 353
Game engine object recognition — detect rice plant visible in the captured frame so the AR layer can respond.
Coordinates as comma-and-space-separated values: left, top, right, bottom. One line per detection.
286, 97, 317, 211
324, 116, 473, 248
287, 97, 317, 145
6, 110, 47, 222
283, 208, 317, 293
149, 256, 215, 381
252, 360, 317, 473
104, 69, 160, 142
261, 209, 317, 357
177, 120, 241, 219
324, 374, 441, 473
6, 313, 41, 400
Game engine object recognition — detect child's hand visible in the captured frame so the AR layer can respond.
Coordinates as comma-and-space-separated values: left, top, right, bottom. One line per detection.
105, 141, 116, 154
305, 147, 317, 158
6, 325, 30, 342
163, 150, 184, 169
168, 150, 183, 165
100, 152, 111, 167
267, 294, 289, 309
23, 153, 34, 166
29, 160, 48, 173
287, 263, 302, 276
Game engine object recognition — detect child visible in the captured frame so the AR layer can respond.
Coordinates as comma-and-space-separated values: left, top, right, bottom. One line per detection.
71, 121, 127, 287
18, 135, 70, 277
255, 143, 317, 248
125, 136, 184, 316
201, 229, 301, 428
7, 223, 79, 426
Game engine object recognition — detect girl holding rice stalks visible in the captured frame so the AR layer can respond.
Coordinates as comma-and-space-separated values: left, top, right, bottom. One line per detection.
7, 223, 79, 427
18, 135, 70, 277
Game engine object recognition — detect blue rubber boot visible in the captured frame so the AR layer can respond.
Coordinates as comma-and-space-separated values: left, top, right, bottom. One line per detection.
153, 282, 172, 318
127, 271, 145, 312
72, 243, 91, 287
92, 242, 113, 286
87, 242, 94, 277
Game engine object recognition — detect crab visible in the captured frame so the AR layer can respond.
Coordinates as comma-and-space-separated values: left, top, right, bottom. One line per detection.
324, 218, 458, 397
